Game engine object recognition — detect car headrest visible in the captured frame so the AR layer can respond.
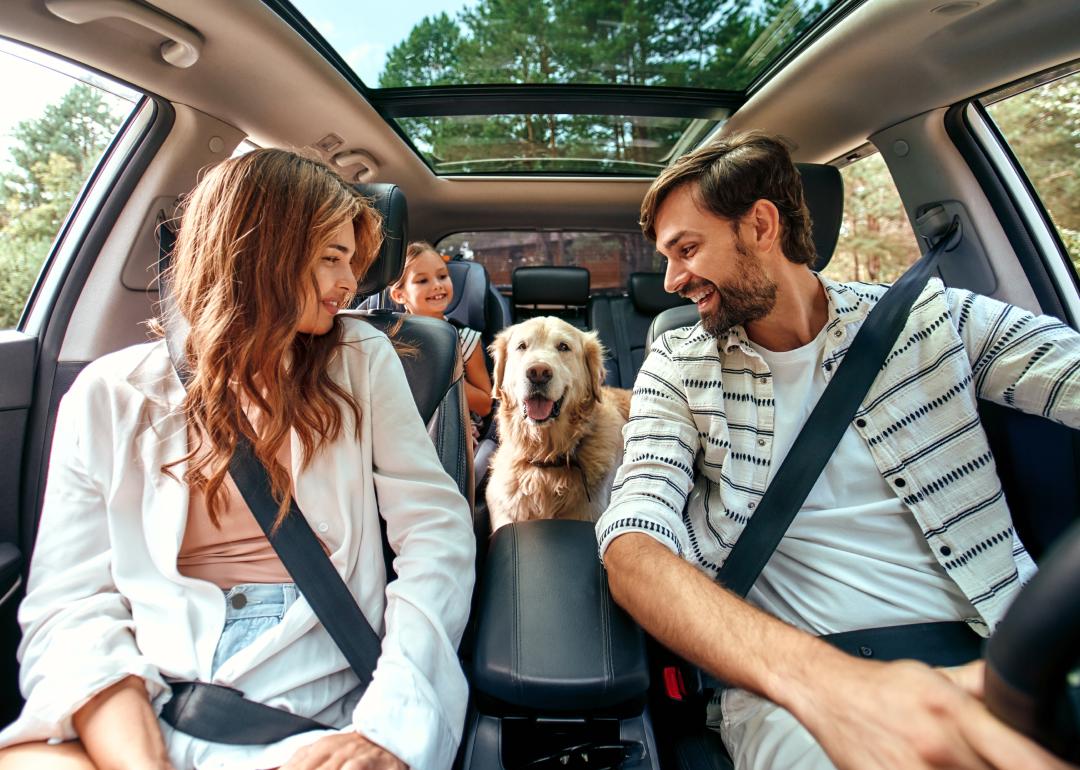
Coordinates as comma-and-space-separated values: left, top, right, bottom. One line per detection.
513, 266, 590, 306
446, 260, 489, 331
795, 162, 843, 272
646, 304, 699, 349
629, 272, 691, 315
353, 183, 407, 298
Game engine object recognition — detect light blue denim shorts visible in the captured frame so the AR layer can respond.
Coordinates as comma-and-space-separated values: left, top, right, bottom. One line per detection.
212, 582, 299, 675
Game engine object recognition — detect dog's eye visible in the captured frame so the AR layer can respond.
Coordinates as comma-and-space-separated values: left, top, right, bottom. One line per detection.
557, 342, 571, 352
516, 341, 527, 351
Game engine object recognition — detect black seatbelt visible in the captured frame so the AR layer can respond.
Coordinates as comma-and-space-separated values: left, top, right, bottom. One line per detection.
158, 283, 386, 744
716, 219, 960, 598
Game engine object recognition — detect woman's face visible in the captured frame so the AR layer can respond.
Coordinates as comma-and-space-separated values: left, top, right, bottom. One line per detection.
296, 219, 358, 335
391, 250, 454, 318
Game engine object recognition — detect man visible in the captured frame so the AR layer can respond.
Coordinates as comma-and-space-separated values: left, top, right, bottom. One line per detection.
596, 130, 1079, 770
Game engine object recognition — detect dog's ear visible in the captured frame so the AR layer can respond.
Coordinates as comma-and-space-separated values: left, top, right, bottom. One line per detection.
583, 331, 606, 403
489, 329, 510, 401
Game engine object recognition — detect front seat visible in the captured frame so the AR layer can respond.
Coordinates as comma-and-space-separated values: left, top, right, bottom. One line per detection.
346, 183, 475, 514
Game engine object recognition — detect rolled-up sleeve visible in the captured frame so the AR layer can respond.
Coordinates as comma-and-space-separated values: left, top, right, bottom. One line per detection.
3, 372, 167, 746
948, 287, 1080, 429
596, 336, 698, 562
352, 336, 476, 770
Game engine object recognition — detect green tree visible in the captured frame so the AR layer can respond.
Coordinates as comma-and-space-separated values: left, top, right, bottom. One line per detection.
988, 74, 1080, 273
379, 12, 463, 88
0, 83, 125, 328
825, 153, 921, 284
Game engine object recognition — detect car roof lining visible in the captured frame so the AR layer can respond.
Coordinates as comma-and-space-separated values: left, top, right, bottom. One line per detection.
2, 0, 1078, 240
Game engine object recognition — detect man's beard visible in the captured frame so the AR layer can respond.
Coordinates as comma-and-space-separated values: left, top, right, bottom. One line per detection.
689, 238, 778, 338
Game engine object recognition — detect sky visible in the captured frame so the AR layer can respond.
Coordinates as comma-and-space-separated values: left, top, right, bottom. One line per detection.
290, 0, 471, 86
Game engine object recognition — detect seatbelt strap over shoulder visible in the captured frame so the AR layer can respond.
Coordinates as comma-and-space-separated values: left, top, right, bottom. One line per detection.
716, 219, 960, 597
159, 289, 385, 743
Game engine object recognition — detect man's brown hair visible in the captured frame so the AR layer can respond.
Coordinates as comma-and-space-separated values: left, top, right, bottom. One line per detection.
640, 130, 817, 266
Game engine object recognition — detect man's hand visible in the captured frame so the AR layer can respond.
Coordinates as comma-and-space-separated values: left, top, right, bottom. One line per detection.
792, 657, 1074, 770
280, 732, 407, 770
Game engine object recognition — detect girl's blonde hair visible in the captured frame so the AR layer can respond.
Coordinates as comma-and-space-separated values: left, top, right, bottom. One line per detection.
163, 148, 382, 528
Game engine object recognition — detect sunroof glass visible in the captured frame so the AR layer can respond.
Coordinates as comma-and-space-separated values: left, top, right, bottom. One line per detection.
276, 0, 843, 174
287, 0, 844, 91
395, 114, 722, 175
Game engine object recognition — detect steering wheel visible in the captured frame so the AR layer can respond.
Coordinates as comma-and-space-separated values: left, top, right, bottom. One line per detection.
984, 520, 1080, 762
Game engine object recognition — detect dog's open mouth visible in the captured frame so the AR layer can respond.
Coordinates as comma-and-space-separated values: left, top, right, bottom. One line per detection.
523, 395, 563, 423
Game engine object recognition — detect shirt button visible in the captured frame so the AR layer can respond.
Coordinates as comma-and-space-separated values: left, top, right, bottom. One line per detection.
748, 502, 756, 510
757, 438, 767, 447
859, 646, 874, 657
317, 522, 330, 533
834, 329, 843, 338
855, 418, 867, 428
894, 477, 907, 488
940, 545, 952, 556
823, 362, 833, 372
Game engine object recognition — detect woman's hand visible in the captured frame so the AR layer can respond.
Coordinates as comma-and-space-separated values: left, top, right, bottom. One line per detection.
281, 732, 407, 770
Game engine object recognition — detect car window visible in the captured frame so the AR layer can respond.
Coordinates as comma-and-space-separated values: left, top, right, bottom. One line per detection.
821, 152, 921, 285
984, 71, 1080, 277
437, 231, 662, 293
0, 40, 140, 329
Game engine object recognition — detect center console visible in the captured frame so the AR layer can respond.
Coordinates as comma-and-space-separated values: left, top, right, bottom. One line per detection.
463, 520, 659, 770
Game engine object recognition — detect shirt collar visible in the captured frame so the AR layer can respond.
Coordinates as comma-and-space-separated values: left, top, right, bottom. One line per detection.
718, 273, 874, 354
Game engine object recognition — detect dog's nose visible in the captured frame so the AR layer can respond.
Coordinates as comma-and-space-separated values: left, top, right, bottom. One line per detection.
526, 364, 552, 385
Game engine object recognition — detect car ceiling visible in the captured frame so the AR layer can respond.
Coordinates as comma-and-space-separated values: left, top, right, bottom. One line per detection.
1, 0, 1078, 243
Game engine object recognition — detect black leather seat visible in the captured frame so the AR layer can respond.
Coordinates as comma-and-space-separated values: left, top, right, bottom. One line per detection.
511, 266, 590, 328
348, 183, 475, 513
590, 273, 692, 388
446, 258, 511, 356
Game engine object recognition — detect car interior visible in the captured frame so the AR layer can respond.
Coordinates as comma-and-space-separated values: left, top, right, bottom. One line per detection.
1, 0, 1078, 766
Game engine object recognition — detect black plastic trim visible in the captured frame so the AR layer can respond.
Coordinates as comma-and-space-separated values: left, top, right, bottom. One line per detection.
20, 96, 175, 558
376, 85, 739, 119
944, 101, 1074, 328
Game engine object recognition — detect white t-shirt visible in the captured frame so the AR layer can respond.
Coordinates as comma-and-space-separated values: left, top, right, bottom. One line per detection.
744, 327, 975, 635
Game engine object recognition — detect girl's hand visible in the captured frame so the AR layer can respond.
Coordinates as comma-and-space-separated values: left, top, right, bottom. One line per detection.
280, 732, 406, 770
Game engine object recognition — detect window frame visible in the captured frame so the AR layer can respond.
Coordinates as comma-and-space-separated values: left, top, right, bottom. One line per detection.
950, 89, 1080, 327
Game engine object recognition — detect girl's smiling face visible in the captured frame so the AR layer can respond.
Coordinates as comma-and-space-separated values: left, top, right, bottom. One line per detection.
390, 249, 454, 318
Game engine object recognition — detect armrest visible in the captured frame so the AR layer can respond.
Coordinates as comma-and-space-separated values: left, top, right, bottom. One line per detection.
472, 520, 649, 712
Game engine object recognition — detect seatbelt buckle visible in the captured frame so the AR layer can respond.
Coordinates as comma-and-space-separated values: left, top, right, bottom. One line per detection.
662, 666, 686, 701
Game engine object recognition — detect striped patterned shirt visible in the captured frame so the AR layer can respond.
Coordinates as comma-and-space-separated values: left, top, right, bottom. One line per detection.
596, 275, 1080, 634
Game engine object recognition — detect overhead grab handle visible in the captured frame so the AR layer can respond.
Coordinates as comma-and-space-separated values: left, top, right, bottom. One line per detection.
45, 0, 203, 68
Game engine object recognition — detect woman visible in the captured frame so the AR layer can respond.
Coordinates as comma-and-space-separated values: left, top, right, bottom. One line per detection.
0, 150, 475, 770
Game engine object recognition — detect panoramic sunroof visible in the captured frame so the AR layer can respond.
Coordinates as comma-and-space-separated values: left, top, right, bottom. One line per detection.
396, 113, 721, 175
272, 0, 847, 175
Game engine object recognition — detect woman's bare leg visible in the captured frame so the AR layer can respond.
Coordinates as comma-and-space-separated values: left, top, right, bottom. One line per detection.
0, 741, 97, 769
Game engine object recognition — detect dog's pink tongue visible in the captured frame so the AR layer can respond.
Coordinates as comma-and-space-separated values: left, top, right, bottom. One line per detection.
526, 397, 554, 421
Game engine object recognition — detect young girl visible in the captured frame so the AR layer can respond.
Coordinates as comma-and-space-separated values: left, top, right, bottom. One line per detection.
389, 243, 493, 423
0, 150, 475, 770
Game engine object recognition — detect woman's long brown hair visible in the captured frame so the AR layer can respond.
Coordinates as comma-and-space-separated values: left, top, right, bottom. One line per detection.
163, 149, 382, 528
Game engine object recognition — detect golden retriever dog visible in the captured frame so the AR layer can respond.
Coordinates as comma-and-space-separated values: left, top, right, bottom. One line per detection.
486, 316, 632, 531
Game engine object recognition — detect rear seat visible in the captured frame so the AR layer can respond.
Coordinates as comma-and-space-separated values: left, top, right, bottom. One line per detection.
590, 272, 691, 388
445, 257, 510, 361
511, 266, 590, 328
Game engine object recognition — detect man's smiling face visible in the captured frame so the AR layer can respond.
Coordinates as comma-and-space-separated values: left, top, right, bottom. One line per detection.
654, 183, 778, 338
